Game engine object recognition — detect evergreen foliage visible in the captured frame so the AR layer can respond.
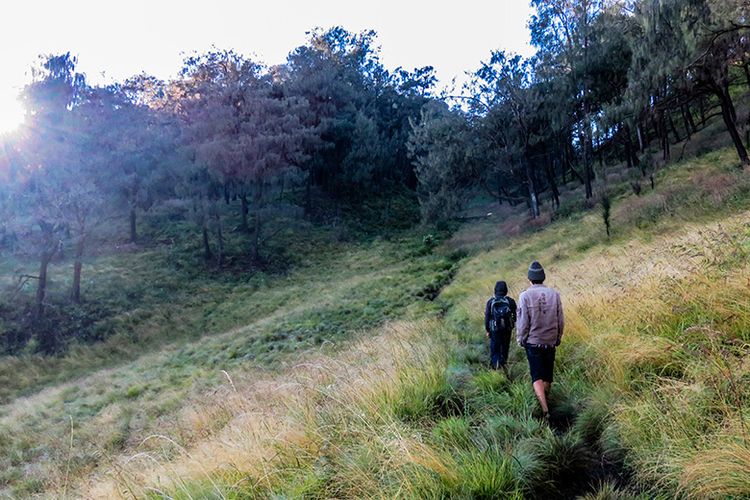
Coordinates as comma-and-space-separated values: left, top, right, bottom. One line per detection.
0, 0, 747, 373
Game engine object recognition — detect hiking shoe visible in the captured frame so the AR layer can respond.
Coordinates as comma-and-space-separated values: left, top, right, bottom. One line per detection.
542, 412, 550, 424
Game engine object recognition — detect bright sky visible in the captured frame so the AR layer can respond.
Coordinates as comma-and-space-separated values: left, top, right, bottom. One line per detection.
0, 0, 535, 133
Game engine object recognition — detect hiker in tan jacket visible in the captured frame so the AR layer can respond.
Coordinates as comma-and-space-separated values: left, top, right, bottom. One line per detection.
516, 260, 564, 420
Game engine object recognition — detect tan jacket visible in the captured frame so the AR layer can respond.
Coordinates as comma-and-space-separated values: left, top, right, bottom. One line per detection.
516, 284, 564, 347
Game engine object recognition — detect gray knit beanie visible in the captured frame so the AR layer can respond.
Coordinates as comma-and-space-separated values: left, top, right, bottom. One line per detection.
528, 261, 545, 282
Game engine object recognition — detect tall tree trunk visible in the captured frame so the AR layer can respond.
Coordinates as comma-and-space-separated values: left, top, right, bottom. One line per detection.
560, 137, 568, 184
579, 125, 594, 199
240, 194, 249, 232
546, 159, 560, 210
524, 161, 540, 218
656, 109, 670, 162
682, 104, 695, 137
715, 85, 750, 165
71, 235, 85, 303
202, 221, 212, 261
724, 81, 737, 124
36, 251, 53, 319
564, 129, 578, 184
582, 22, 594, 200
681, 106, 691, 140
215, 215, 224, 267
667, 110, 681, 143
568, 164, 585, 185
252, 182, 264, 262
305, 173, 313, 216
565, 135, 584, 185
35, 222, 58, 320
636, 121, 646, 152
253, 210, 262, 262
36, 244, 57, 354
624, 123, 639, 168
624, 127, 633, 169
129, 206, 137, 243
651, 114, 661, 144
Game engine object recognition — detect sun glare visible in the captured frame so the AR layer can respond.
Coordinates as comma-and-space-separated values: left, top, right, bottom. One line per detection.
0, 93, 25, 135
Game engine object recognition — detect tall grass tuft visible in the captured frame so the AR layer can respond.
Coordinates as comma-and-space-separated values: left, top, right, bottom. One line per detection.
680, 441, 750, 499
518, 430, 596, 497
28, 144, 750, 498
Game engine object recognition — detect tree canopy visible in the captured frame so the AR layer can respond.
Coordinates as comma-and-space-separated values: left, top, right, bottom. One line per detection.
1, 2, 748, 352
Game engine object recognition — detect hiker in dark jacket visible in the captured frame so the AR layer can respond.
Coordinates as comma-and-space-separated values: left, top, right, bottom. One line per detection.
484, 280, 517, 370
516, 261, 564, 420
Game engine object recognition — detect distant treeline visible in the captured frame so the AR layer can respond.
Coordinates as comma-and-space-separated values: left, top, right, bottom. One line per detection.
0, 0, 748, 352
411, 0, 749, 222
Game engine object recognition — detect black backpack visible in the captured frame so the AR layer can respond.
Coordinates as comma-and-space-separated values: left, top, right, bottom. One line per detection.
490, 297, 513, 333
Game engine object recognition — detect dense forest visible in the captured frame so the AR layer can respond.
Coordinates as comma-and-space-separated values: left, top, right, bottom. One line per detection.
0, 0, 748, 355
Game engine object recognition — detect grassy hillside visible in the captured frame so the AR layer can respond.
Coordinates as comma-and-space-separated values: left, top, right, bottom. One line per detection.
1, 139, 748, 497
58, 146, 750, 499
0, 227, 461, 496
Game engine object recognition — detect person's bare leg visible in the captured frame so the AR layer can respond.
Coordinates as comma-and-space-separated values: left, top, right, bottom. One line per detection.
532, 380, 549, 415
543, 381, 551, 395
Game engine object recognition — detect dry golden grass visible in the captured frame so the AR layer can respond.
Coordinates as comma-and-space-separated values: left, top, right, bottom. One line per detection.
1, 238, 454, 497
16, 148, 748, 497
443, 197, 750, 496
79, 320, 444, 498
96, 205, 748, 498
680, 441, 750, 499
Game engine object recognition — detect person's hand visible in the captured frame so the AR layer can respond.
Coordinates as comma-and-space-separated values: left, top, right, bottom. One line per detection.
485, 331, 490, 338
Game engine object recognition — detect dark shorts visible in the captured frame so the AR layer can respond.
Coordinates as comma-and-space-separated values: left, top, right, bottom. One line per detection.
525, 345, 556, 383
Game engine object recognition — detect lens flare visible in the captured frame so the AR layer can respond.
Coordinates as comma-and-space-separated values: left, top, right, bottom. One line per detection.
0, 92, 25, 135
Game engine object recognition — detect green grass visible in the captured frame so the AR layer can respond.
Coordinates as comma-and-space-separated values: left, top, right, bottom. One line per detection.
0, 230, 460, 400
0, 226, 462, 496
134, 145, 750, 499
3, 119, 750, 497
433, 146, 750, 497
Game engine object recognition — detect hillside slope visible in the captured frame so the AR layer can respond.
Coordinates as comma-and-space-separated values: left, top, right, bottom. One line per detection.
0, 233, 460, 497
67, 147, 750, 498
